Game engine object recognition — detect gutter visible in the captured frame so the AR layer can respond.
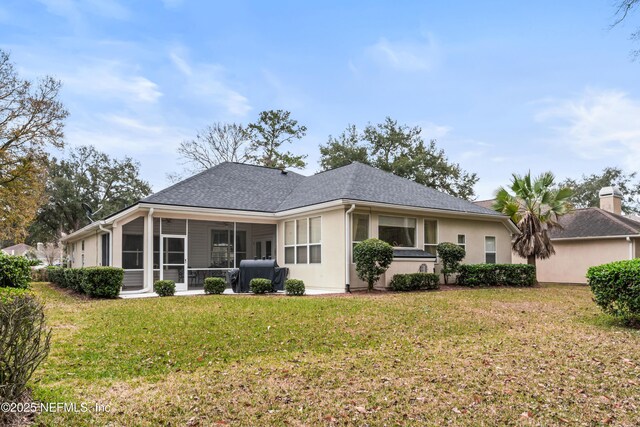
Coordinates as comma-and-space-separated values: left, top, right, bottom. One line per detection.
345, 204, 356, 293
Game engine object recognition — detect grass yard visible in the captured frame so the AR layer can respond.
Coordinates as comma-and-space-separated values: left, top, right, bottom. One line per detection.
29, 283, 640, 426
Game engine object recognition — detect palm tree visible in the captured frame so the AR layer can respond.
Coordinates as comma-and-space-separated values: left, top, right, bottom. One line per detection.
493, 171, 573, 267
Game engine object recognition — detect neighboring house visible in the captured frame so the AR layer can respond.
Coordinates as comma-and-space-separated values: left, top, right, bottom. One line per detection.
478, 187, 640, 284
1, 243, 34, 257
62, 162, 518, 295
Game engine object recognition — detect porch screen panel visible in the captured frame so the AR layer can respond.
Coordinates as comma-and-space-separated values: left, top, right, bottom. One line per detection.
161, 218, 186, 235
122, 217, 144, 269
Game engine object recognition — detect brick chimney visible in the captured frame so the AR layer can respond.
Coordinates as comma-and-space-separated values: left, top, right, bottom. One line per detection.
599, 186, 623, 215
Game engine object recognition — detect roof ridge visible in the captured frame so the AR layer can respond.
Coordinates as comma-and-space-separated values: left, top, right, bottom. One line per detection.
593, 208, 640, 234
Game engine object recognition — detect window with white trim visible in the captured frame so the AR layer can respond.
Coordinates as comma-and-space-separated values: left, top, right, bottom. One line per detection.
457, 234, 466, 251
424, 219, 438, 255
485, 236, 496, 264
284, 217, 322, 264
379, 216, 416, 247
352, 214, 370, 253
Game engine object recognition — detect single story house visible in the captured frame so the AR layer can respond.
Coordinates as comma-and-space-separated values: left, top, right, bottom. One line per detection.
62, 162, 518, 295
478, 187, 640, 284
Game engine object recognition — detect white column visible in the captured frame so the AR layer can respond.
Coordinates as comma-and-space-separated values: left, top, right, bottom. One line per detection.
145, 209, 155, 292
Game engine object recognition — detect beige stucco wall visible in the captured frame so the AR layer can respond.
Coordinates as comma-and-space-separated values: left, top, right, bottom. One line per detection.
347, 207, 514, 290
277, 207, 346, 292
513, 238, 636, 283
69, 232, 100, 268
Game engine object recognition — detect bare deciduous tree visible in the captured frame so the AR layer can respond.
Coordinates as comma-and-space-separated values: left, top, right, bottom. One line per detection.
613, 0, 640, 58
174, 123, 253, 178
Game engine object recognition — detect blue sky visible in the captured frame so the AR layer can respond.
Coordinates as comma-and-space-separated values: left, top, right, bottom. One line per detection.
1, 1, 639, 199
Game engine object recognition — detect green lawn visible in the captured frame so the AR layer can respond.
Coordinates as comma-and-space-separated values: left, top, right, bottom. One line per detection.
29, 283, 640, 426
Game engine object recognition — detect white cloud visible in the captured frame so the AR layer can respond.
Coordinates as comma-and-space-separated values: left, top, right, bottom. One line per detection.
365, 34, 441, 72
168, 47, 251, 117
37, 0, 129, 26
414, 120, 451, 139
64, 60, 162, 103
535, 88, 640, 168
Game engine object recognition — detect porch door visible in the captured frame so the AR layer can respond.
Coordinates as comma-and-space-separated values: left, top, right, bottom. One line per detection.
161, 235, 187, 291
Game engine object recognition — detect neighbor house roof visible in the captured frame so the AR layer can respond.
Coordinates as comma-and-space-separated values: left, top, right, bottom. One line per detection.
1, 243, 34, 256
549, 208, 640, 239
143, 162, 503, 216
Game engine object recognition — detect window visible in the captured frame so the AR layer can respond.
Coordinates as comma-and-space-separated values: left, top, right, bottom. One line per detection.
284, 217, 322, 264
424, 219, 438, 255
352, 214, 369, 253
379, 216, 416, 247
457, 234, 466, 251
101, 234, 110, 266
485, 236, 496, 264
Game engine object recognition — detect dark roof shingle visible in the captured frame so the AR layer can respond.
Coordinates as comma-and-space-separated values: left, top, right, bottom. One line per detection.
550, 208, 640, 238
142, 162, 503, 216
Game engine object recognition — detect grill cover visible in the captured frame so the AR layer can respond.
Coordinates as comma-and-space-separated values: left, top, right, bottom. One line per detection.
233, 259, 288, 293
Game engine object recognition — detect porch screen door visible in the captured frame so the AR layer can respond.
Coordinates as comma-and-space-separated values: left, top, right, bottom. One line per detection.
161, 236, 187, 291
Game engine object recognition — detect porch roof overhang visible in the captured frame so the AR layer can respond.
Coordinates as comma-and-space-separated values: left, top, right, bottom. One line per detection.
62, 198, 519, 242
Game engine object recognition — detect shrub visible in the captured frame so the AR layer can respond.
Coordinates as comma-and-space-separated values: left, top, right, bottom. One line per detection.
0, 288, 51, 407
457, 264, 536, 287
285, 279, 305, 296
154, 280, 176, 297
250, 278, 273, 294
81, 267, 123, 298
0, 252, 36, 289
390, 273, 440, 291
204, 277, 226, 295
587, 259, 640, 321
353, 238, 394, 291
46, 267, 64, 286
436, 242, 466, 284
63, 268, 86, 292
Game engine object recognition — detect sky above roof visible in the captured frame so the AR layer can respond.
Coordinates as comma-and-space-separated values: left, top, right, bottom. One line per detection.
1, 1, 639, 199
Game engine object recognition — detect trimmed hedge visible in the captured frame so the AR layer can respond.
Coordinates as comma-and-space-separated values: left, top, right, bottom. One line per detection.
204, 277, 226, 295
284, 279, 305, 296
154, 280, 175, 297
587, 259, 640, 321
47, 266, 124, 298
250, 278, 273, 294
390, 273, 440, 291
457, 264, 536, 287
0, 252, 37, 289
81, 267, 124, 298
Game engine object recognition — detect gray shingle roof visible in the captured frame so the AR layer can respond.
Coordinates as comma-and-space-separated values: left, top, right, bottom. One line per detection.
550, 208, 640, 239
142, 162, 503, 216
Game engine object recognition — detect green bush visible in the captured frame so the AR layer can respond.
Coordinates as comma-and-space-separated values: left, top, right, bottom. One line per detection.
204, 277, 226, 295
284, 279, 305, 296
587, 259, 640, 321
353, 238, 394, 291
457, 264, 536, 287
390, 273, 440, 291
81, 267, 123, 298
63, 268, 86, 292
250, 278, 273, 294
0, 288, 51, 409
0, 252, 37, 289
154, 280, 175, 296
46, 267, 64, 286
436, 242, 466, 284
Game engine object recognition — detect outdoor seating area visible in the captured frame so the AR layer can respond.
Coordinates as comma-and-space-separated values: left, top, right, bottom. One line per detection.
121, 217, 276, 292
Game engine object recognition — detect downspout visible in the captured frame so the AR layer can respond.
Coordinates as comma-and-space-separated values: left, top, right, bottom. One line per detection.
627, 236, 633, 260
345, 204, 356, 293
98, 221, 112, 266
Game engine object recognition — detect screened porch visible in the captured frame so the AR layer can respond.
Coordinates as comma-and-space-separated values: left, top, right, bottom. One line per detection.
121, 217, 277, 292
